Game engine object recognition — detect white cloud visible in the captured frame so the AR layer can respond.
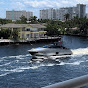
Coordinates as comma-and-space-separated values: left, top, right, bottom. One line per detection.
16, 2, 25, 7
11, 2, 25, 9
24, 0, 54, 8
23, 0, 88, 9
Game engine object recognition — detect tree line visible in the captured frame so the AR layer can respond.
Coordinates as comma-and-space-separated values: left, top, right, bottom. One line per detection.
0, 28, 19, 40
1, 14, 88, 39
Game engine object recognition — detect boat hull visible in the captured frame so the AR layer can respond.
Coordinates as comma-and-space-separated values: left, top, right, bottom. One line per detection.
28, 47, 72, 60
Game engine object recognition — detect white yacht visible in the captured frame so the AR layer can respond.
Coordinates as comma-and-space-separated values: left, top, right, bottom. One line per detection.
28, 42, 72, 60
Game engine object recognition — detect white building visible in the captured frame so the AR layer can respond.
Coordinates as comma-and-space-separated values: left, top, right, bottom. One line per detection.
6, 10, 33, 21
40, 9, 48, 19
77, 4, 86, 18
71, 7, 77, 18
40, 4, 86, 21
40, 8, 56, 20
26, 11, 33, 20
86, 13, 88, 18
57, 8, 68, 21
48, 8, 56, 20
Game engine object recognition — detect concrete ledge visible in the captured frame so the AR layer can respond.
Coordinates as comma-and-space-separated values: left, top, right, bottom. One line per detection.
42, 75, 88, 88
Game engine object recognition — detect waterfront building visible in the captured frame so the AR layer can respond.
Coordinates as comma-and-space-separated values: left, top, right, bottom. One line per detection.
57, 8, 68, 21
48, 8, 56, 20
86, 13, 88, 18
40, 4, 86, 21
0, 24, 46, 41
40, 9, 48, 19
6, 10, 33, 21
77, 4, 86, 18
40, 8, 56, 20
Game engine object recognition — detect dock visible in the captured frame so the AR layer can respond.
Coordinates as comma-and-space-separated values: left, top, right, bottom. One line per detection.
0, 36, 61, 45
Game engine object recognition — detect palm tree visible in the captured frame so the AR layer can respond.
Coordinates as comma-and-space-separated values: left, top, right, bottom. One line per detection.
64, 13, 70, 21
33, 16, 37, 21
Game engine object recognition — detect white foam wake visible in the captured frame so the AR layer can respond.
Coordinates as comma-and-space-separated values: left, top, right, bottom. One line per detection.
0, 63, 58, 77
0, 62, 12, 67
0, 54, 30, 60
59, 61, 85, 66
71, 48, 88, 56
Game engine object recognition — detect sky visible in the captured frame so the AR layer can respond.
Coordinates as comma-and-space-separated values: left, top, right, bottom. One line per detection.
0, 0, 88, 19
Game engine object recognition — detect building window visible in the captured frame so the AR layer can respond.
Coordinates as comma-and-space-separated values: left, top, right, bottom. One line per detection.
39, 33, 44, 37
38, 28, 41, 31
26, 34, 30, 38
38, 28, 44, 31
34, 33, 39, 38
26, 28, 30, 31
22, 34, 24, 38
22, 28, 25, 31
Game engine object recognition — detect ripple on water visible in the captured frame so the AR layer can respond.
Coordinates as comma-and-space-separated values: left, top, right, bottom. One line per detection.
0, 52, 88, 77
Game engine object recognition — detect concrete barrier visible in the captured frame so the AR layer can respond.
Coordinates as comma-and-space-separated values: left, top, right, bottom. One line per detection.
42, 75, 88, 88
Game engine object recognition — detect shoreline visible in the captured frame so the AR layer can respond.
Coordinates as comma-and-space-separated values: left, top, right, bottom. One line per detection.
65, 34, 88, 37
0, 34, 88, 46
0, 37, 60, 45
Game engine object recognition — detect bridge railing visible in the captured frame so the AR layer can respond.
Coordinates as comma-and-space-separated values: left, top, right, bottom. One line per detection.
42, 75, 88, 88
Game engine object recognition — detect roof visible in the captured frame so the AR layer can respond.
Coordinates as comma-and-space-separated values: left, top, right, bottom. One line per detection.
29, 24, 46, 28
0, 24, 30, 28
71, 27, 78, 30
0, 23, 46, 28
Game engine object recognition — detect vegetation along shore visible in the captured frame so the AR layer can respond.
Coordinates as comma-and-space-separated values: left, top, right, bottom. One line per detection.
0, 15, 88, 43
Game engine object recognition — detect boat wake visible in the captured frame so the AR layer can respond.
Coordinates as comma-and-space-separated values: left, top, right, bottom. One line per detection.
71, 48, 88, 56
28, 47, 88, 69
0, 48, 88, 77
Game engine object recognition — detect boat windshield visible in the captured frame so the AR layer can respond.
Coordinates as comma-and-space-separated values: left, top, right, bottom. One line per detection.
48, 44, 61, 48
42, 44, 54, 48
42, 45, 48, 48
43, 44, 66, 49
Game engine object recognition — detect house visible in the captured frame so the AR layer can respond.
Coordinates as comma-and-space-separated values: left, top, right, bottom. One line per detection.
0, 23, 47, 40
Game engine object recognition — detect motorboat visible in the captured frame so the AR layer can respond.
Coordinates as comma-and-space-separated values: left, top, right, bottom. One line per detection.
28, 42, 72, 60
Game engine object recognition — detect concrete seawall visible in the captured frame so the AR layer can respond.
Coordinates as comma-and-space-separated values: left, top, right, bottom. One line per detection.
0, 37, 61, 45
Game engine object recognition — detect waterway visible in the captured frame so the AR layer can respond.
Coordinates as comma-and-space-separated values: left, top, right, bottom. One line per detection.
0, 35, 88, 88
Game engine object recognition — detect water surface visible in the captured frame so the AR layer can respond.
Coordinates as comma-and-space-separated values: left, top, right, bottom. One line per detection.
0, 35, 88, 88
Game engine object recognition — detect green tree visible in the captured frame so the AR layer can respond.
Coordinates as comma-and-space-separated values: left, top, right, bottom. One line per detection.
12, 29, 19, 41
29, 16, 37, 23
0, 19, 12, 24
20, 15, 27, 23
64, 13, 70, 21
79, 21, 88, 35
0, 28, 11, 39
45, 23, 61, 36
33, 16, 37, 21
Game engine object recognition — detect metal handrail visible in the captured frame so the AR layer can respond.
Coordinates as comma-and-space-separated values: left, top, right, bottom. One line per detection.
42, 75, 88, 88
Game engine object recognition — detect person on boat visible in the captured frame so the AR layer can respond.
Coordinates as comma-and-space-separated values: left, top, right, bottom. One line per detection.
54, 41, 62, 48
58, 41, 61, 45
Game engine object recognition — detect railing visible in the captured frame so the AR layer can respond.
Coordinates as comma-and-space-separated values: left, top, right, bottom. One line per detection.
42, 75, 88, 88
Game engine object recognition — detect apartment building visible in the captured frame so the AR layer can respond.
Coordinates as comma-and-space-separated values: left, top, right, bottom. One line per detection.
40, 9, 48, 19
6, 10, 33, 21
77, 4, 86, 18
40, 8, 56, 20
40, 4, 86, 21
